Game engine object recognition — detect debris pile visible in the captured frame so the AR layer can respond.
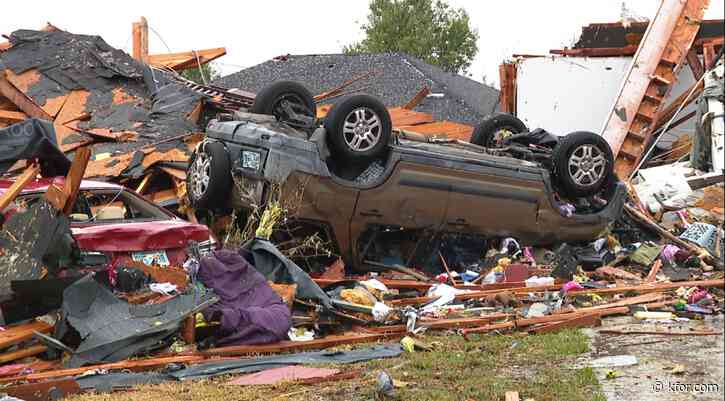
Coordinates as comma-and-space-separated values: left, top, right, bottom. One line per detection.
0, 10, 723, 401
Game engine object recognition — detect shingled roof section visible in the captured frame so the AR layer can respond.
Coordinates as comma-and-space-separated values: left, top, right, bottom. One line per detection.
214, 53, 499, 125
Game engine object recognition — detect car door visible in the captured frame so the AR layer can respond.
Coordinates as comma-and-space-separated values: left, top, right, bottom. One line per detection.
350, 161, 450, 262
443, 164, 545, 239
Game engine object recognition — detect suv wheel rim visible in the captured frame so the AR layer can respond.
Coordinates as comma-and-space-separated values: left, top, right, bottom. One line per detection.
189, 151, 211, 199
342, 107, 382, 152
568, 144, 606, 187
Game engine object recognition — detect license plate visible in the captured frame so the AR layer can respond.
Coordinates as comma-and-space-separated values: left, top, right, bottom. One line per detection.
132, 250, 170, 267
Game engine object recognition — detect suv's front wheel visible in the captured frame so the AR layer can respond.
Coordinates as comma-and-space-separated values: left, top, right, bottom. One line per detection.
324, 95, 392, 163
187, 141, 232, 210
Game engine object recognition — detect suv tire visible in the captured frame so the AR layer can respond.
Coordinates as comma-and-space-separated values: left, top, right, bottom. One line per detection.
187, 141, 232, 210
324, 94, 392, 162
552, 131, 613, 198
250, 81, 316, 125
470, 112, 528, 147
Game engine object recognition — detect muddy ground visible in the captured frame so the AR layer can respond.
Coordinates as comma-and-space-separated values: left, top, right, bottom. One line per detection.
583, 315, 724, 401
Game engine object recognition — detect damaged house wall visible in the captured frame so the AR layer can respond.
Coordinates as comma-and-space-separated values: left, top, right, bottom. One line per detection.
515, 56, 699, 149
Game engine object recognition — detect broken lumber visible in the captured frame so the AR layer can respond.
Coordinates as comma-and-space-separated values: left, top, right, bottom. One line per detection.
0, 109, 27, 123
0, 355, 206, 384
202, 332, 405, 357
625, 203, 719, 266
0, 344, 47, 364
528, 314, 602, 334
0, 164, 40, 211
645, 260, 662, 283
364, 260, 429, 282
0, 320, 52, 349
460, 300, 677, 337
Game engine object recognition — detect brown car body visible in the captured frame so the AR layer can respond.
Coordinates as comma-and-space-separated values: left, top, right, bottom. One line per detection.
194, 115, 625, 268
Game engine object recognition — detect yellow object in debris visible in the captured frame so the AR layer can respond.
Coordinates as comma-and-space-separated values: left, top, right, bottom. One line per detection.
255, 201, 284, 239
340, 288, 376, 306
493, 257, 511, 273
401, 336, 416, 353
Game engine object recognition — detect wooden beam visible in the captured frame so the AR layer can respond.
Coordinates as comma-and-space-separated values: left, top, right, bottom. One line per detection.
0, 109, 27, 123
686, 48, 704, 79
62, 147, 91, 214
0, 344, 47, 364
44, 147, 91, 214
148, 47, 227, 71
529, 314, 602, 334
0, 320, 52, 349
202, 332, 404, 357
0, 165, 40, 211
402, 86, 430, 110
132, 17, 149, 63
550, 44, 639, 57
0, 73, 52, 120
0, 355, 205, 384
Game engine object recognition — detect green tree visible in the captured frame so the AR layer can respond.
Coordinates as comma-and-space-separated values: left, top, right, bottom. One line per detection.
179, 63, 220, 84
345, 0, 478, 74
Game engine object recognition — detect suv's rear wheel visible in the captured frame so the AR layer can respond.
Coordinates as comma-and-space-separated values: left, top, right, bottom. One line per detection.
552, 131, 613, 198
250, 81, 316, 128
187, 141, 231, 210
324, 95, 392, 162
470, 112, 528, 147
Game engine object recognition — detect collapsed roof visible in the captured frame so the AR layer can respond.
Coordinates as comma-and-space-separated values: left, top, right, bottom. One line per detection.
0, 28, 205, 182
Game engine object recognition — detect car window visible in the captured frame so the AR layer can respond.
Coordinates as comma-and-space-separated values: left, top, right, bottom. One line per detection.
10, 189, 170, 223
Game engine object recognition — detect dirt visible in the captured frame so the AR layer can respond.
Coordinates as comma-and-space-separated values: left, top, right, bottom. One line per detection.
583, 314, 724, 401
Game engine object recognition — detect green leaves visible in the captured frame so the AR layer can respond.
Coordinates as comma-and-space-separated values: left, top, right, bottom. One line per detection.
345, 0, 479, 74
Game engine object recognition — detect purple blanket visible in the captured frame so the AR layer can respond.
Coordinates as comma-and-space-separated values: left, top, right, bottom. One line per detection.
198, 249, 291, 346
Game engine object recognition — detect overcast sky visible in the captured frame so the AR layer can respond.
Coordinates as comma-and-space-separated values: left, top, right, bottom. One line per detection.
2, 1, 723, 87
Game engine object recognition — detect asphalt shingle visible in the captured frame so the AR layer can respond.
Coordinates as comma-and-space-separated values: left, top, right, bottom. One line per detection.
213, 53, 499, 125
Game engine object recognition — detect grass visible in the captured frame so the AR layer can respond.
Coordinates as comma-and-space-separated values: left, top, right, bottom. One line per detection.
67, 329, 605, 401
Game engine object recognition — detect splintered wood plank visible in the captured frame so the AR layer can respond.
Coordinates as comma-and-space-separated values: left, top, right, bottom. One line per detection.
398, 121, 474, 141
62, 147, 91, 214
0, 344, 47, 364
0, 95, 20, 111
0, 109, 27, 123
0, 73, 52, 120
0, 320, 52, 349
141, 148, 189, 169
0, 165, 40, 211
148, 47, 227, 71
160, 166, 187, 181
388, 107, 435, 126
0, 355, 205, 384
85, 127, 139, 142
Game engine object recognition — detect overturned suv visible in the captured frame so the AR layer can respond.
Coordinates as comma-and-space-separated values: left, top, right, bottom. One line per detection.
187, 81, 625, 269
